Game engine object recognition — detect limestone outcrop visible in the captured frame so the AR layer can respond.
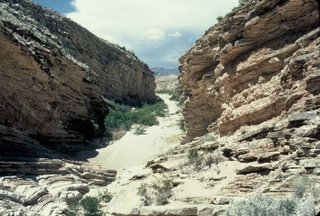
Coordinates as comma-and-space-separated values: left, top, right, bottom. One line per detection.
179, 0, 320, 142
0, 0, 156, 154
0, 158, 116, 215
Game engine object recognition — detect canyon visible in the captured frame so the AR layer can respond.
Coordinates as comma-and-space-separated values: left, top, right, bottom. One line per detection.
0, 0, 319, 215
0, 0, 155, 214
0, 0, 156, 155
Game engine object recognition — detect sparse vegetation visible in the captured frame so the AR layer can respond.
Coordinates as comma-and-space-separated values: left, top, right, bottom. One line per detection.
170, 91, 186, 107
293, 175, 319, 201
239, 0, 252, 5
98, 189, 113, 203
137, 179, 174, 206
227, 193, 297, 216
68, 191, 112, 216
187, 149, 202, 168
294, 175, 309, 199
178, 119, 185, 131
137, 183, 152, 206
227, 175, 319, 216
79, 196, 103, 216
203, 154, 218, 168
169, 92, 180, 102
104, 99, 167, 134
153, 179, 173, 205
134, 125, 146, 135
217, 16, 223, 22
203, 134, 216, 142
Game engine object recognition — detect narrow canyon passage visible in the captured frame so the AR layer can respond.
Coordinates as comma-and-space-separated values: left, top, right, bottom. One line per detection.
86, 94, 181, 173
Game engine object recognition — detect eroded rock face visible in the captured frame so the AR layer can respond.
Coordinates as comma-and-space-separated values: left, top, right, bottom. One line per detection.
179, 0, 320, 142
0, 158, 116, 215
0, 0, 156, 153
104, 109, 320, 215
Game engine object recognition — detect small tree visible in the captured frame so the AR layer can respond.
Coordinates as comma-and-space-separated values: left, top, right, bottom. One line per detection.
217, 16, 223, 22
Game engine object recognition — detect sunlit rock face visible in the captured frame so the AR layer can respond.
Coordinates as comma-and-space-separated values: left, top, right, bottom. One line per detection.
179, 0, 319, 143
0, 0, 156, 154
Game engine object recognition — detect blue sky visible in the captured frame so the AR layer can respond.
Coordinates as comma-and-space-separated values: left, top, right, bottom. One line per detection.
32, 0, 75, 14
32, 0, 239, 68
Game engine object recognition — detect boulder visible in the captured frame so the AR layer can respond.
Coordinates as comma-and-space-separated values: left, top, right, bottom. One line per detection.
236, 163, 274, 175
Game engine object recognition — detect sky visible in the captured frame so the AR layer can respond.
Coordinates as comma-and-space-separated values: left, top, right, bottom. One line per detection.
32, 0, 239, 68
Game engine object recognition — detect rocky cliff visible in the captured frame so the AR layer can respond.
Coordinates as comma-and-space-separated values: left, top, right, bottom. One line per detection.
179, 0, 319, 143
0, 0, 156, 154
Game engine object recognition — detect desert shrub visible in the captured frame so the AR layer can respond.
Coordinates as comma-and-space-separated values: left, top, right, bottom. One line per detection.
152, 179, 173, 205
203, 134, 216, 142
227, 193, 298, 216
79, 196, 103, 216
187, 149, 203, 169
296, 196, 316, 216
98, 189, 112, 203
137, 179, 173, 206
65, 210, 77, 216
134, 125, 146, 135
104, 100, 167, 133
138, 183, 149, 198
169, 93, 180, 102
294, 175, 309, 199
104, 110, 131, 131
217, 16, 223, 22
293, 175, 318, 200
293, 175, 320, 200
227, 175, 319, 216
203, 154, 219, 168
187, 149, 201, 164
239, 0, 252, 5
178, 119, 185, 131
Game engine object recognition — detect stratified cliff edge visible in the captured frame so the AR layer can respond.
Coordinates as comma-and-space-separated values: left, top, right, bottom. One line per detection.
179, 0, 319, 143
0, 0, 156, 154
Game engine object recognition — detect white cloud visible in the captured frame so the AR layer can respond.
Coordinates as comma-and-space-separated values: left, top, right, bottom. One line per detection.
67, 0, 239, 67
168, 32, 182, 38
143, 28, 165, 40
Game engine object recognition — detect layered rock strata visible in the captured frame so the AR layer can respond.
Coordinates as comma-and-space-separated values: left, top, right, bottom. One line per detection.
179, 0, 320, 142
0, 0, 156, 153
0, 158, 116, 215
106, 109, 320, 215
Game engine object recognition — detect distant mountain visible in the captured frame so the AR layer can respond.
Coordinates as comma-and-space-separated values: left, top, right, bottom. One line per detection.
151, 67, 180, 76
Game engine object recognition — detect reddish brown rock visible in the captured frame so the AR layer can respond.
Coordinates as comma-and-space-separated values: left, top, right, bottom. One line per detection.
179, 0, 319, 142
0, 0, 156, 154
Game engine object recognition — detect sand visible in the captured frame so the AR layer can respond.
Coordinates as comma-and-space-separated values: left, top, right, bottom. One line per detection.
88, 94, 181, 173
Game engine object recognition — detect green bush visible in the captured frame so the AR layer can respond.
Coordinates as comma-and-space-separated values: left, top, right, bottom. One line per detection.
152, 179, 173, 205
227, 175, 319, 216
79, 196, 103, 216
227, 193, 297, 216
187, 149, 203, 169
137, 179, 173, 206
294, 175, 310, 199
104, 100, 168, 133
296, 196, 316, 216
217, 16, 223, 22
169, 93, 180, 102
178, 119, 185, 131
134, 125, 146, 135
137, 183, 152, 206
98, 189, 113, 203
